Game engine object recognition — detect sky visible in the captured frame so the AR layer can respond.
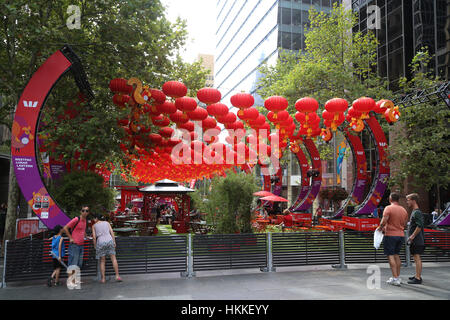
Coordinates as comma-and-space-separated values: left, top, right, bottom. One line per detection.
162, 0, 216, 63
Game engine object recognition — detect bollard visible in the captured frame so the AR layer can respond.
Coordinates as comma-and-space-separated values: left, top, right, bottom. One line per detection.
1, 240, 8, 288
333, 230, 347, 269
181, 233, 196, 278
260, 232, 276, 272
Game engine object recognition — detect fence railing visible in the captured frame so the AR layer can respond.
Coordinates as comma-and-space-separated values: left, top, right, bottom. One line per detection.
2, 230, 450, 287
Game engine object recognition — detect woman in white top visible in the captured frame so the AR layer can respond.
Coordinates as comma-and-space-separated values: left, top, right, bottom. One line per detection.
92, 214, 122, 283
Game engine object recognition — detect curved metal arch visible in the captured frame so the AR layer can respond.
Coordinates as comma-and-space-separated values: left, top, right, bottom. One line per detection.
331, 126, 368, 218
289, 146, 310, 211
291, 138, 322, 212
11, 46, 93, 229
353, 112, 390, 215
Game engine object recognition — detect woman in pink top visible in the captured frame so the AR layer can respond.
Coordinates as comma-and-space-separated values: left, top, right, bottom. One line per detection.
376, 192, 408, 286
92, 214, 122, 283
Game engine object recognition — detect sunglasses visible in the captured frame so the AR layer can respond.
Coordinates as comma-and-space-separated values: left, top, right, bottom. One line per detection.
81, 209, 90, 212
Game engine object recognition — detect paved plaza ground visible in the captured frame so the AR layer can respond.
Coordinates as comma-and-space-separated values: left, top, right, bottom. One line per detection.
1, 259, 449, 300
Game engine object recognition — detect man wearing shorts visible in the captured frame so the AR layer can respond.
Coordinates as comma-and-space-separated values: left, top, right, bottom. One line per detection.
376, 192, 408, 286
406, 193, 424, 284
64, 206, 90, 268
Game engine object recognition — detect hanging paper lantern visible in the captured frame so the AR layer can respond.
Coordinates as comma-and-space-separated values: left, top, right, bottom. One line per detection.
248, 114, 266, 128
216, 112, 237, 124
149, 133, 163, 145
202, 116, 217, 130
169, 110, 189, 124
295, 111, 306, 124
347, 107, 362, 120
352, 97, 375, 119
187, 107, 208, 121
175, 96, 197, 113
295, 97, 319, 113
265, 96, 288, 112
264, 96, 288, 121
159, 127, 174, 138
197, 87, 221, 105
322, 110, 334, 121
162, 81, 187, 99
178, 121, 195, 132
231, 92, 254, 118
325, 98, 348, 113
109, 78, 133, 94
141, 88, 166, 105
151, 115, 170, 127
156, 101, 177, 115
238, 107, 259, 121
207, 103, 229, 117
112, 94, 130, 107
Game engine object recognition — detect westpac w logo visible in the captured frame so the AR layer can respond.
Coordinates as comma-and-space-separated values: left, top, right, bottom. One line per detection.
23, 101, 38, 108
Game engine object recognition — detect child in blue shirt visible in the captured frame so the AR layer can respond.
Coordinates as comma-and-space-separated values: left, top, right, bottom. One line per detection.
48, 225, 65, 287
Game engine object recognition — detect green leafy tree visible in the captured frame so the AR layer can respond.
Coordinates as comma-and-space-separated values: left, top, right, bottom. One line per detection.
49, 170, 116, 218
194, 171, 258, 234
389, 50, 450, 208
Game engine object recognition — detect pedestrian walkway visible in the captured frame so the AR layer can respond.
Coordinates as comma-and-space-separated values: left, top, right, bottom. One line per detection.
1, 261, 449, 300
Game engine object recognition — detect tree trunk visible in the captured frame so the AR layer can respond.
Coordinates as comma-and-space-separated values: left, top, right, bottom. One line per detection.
1, 158, 20, 255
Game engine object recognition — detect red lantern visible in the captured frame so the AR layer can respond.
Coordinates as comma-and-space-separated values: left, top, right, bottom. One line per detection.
295, 112, 306, 124
248, 114, 266, 128
325, 98, 348, 113
169, 110, 189, 124
159, 127, 174, 138
187, 107, 208, 121
322, 110, 334, 120
178, 121, 195, 132
347, 107, 362, 119
144, 88, 166, 105
112, 94, 130, 107
197, 87, 221, 105
162, 81, 187, 99
216, 112, 237, 124
239, 107, 259, 121
151, 115, 170, 127
156, 101, 177, 115
352, 97, 375, 118
149, 133, 162, 145
202, 116, 217, 130
175, 96, 197, 113
231, 92, 254, 118
264, 96, 288, 113
207, 103, 229, 117
109, 78, 133, 94
295, 97, 319, 113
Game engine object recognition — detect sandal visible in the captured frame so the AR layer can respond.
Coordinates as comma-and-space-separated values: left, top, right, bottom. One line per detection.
116, 277, 123, 282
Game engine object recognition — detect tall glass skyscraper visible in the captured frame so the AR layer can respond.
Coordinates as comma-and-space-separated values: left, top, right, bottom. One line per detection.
215, 0, 341, 105
351, 0, 450, 90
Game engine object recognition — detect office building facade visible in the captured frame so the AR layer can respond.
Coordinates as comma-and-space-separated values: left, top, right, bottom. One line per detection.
351, 0, 450, 90
215, 0, 340, 105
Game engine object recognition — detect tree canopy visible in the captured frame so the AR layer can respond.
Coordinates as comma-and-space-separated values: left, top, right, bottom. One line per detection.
1, 0, 210, 170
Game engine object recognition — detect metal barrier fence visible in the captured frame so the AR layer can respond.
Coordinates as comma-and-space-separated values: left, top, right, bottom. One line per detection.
2, 230, 450, 287
272, 232, 341, 267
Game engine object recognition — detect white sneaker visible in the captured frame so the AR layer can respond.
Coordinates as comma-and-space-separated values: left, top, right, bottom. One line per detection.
387, 277, 401, 286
